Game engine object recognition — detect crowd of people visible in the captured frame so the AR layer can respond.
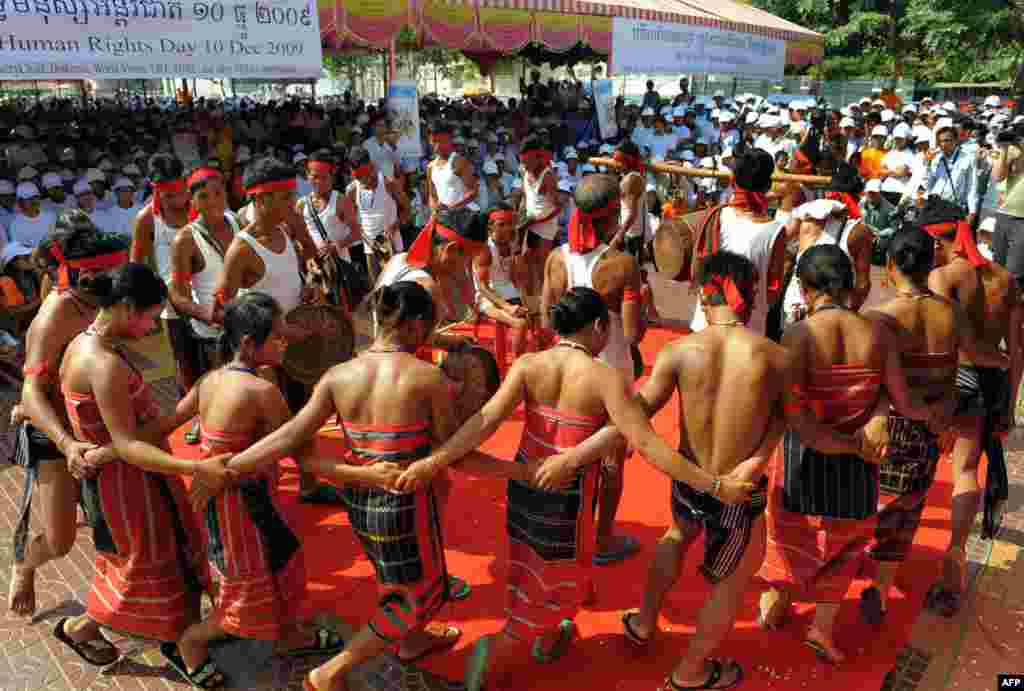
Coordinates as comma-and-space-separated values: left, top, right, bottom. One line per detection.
2, 75, 1023, 691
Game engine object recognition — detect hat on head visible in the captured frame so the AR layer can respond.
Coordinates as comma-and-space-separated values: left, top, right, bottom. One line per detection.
840, 117, 856, 129
943, 102, 957, 112
112, 177, 135, 191
881, 177, 906, 195
980, 216, 998, 232
871, 125, 889, 138
902, 104, 918, 114
880, 109, 895, 122
41, 172, 62, 189
122, 163, 142, 176
681, 150, 696, 162
935, 118, 956, 134
892, 122, 912, 139
873, 99, 886, 107
73, 179, 93, 196
482, 160, 499, 175
789, 100, 807, 111
0, 242, 33, 272
672, 106, 687, 118
16, 182, 40, 200
564, 147, 578, 160
85, 168, 106, 183
864, 179, 882, 193
719, 111, 736, 124
641, 107, 655, 117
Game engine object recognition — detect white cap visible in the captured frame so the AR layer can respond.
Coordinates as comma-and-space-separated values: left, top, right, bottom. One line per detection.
17, 166, 38, 181
293, 153, 307, 164
881, 177, 906, 195
935, 117, 956, 134
599, 143, 615, 154
713, 90, 725, 98
511, 177, 523, 189
41, 172, 62, 189
943, 101, 957, 112
792, 100, 810, 111
1, 242, 34, 272
482, 160, 499, 175
840, 117, 856, 129
556, 179, 573, 193
880, 109, 895, 122
641, 107, 655, 116
721, 146, 735, 159
73, 179, 93, 196
902, 104, 917, 114
564, 147, 578, 160
864, 179, 882, 193
85, 168, 106, 183
873, 99, 886, 107
710, 109, 721, 120
892, 122, 912, 139
122, 163, 142, 176
871, 125, 889, 137
645, 182, 657, 193
672, 106, 687, 118
681, 150, 696, 162
1014, 115, 1024, 125
0, 180, 14, 195
794, 199, 845, 221
913, 126, 933, 144
719, 111, 736, 124
979, 216, 998, 232
747, 112, 760, 125
872, 87, 883, 94
16, 182, 41, 200
112, 177, 135, 191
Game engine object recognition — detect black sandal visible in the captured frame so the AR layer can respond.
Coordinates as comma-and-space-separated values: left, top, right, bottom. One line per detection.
860, 586, 886, 625
660, 659, 744, 690
282, 627, 345, 658
924, 583, 962, 618
161, 641, 227, 689
621, 609, 650, 648
53, 617, 119, 666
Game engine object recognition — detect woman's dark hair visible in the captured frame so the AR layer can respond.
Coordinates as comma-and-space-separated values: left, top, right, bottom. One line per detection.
888, 225, 934, 279
218, 292, 282, 361
82, 262, 167, 310
147, 152, 184, 182
797, 244, 854, 300
549, 286, 608, 336
242, 156, 295, 191
37, 210, 130, 270
698, 251, 757, 307
374, 281, 435, 331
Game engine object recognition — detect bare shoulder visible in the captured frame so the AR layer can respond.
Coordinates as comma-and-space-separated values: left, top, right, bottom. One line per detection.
622, 172, 644, 196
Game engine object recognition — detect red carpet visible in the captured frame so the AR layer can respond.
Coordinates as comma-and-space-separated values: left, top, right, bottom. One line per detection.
170, 325, 957, 691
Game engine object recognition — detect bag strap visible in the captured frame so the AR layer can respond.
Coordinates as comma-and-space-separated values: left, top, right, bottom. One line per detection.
305, 193, 333, 246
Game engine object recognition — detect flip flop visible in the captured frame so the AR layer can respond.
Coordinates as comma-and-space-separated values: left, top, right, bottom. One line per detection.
397, 624, 462, 664
464, 635, 492, 691
448, 575, 472, 601
660, 659, 744, 690
924, 583, 962, 618
621, 609, 651, 648
282, 627, 345, 658
160, 641, 227, 689
299, 483, 347, 505
859, 586, 886, 625
803, 638, 845, 666
594, 535, 640, 566
532, 619, 575, 664
53, 617, 119, 667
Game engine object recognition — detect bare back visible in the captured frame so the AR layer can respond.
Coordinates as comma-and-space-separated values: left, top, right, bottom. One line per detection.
785, 307, 883, 371
515, 348, 623, 422
197, 369, 288, 442
930, 258, 1015, 361
652, 329, 787, 476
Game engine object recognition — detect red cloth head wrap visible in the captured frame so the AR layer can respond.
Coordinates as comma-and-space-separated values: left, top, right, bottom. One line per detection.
825, 191, 862, 220
246, 178, 297, 197
308, 160, 336, 175
701, 273, 753, 322
152, 178, 187, 218
568, 197, 621, 253
50, 241, 129, 291
923, 221, 989, 268
406, 218, 486, 268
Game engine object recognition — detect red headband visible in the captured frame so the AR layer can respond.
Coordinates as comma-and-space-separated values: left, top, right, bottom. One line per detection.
613, 150, 646, 174
521, 148, 553, 167
187, 168, 221, 190
730, 189, 769, 216
308, 160, 336, 175
488, 210, 517, 223
923, 220, 989, 268
50, 242, 129, 291
568, 198, 621, 254
351, 163, 373, 178
702, 273, 752, 322
152, 178, 187, 218
406, 218, 486, 268
246, 178, 297, 197
825, 191, 862, 220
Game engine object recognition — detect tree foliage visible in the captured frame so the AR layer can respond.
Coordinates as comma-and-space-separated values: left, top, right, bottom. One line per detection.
754, 0, 1022, 82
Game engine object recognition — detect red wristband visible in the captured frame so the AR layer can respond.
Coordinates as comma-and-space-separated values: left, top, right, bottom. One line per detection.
623, 289, 643, 303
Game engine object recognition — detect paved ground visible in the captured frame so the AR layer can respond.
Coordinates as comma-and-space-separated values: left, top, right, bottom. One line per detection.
2, 269, 1023, 690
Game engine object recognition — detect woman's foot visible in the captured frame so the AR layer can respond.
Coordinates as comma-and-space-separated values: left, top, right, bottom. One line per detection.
663, 658, 743, 690
305, 668, 348, 691
621, 609, 654, 647
757, 589, 790, 631
396, 623, 462, 663
926, 547, 967, 617
54, 617, 119, 666
8, 563, 35, 617
804, 627, 846, 665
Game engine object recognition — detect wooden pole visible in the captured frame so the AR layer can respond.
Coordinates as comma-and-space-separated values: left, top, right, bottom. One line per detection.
588, 157, 834, 187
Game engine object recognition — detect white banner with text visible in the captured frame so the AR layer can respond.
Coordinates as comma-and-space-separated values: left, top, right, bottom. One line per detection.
611, 18, 785, 80
0, 0, 322, 80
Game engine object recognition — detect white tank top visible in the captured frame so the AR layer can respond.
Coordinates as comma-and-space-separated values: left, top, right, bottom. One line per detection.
474, 239, 519, 305
431, 155, 466, 207
560, 244, 633, 383
236, 228, 303, 314
352, 174, 399, 243
524, 168, 559, 240
154, 213, 185, 319
189, 213, 239, 340
781, 219, 854, 329
302, 191, 351, 260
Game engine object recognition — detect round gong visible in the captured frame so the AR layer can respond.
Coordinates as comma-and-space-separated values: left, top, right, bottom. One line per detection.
653, 217, 694, 281
282, 304, 355, 387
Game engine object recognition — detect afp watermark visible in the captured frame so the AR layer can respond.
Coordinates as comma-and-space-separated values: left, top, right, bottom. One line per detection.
999, 674, 1024, 688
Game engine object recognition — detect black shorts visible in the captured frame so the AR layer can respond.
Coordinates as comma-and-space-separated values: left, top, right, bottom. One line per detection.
671, 475, 769, 584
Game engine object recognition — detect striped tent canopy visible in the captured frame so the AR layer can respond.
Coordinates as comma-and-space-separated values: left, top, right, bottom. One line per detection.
320, 0, 824, 68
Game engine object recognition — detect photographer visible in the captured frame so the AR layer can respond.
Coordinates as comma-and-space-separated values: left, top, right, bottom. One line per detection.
989, 126, 1024, 284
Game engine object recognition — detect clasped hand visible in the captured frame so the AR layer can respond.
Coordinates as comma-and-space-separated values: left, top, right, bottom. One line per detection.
189, 454, 238, 512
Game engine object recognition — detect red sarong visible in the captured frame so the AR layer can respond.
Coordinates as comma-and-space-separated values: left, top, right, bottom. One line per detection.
64, 365, 208, 642
199, 427, 306, 640
503, 404, 604, 641
758, 365, 882, 603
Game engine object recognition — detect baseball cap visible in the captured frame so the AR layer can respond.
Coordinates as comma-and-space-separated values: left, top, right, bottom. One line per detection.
41, 172, 63, 189
864, 179, 882, 193
16, 182, 41, 200
840, 117, 856, 129
482, 160, 499, 175
123, 163, 142, 176
892, 123, 912, 139
112, 177, 135, 191
871, 125, 889, 137
881, 177, 906, 195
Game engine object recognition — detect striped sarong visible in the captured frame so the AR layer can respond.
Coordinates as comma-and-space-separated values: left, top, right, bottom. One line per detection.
338, 419, 449, 645
759, 365, 882, 603
504, 404, 604, 642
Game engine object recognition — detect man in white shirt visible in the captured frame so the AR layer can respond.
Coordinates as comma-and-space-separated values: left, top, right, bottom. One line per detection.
632, 108, 656, 151
927, 120, 981, 224
881, 123, 916, 188
104, 178, 141, 238
7, 183, 56, 248
40, 173, 74, 213
364, 114, 402, 182
719, 112, 741, 151
0, 179, 16, 240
